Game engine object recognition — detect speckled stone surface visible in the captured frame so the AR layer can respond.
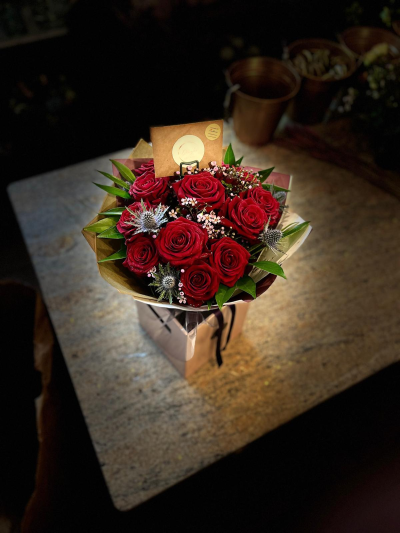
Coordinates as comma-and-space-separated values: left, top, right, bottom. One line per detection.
8, 123, 400, 511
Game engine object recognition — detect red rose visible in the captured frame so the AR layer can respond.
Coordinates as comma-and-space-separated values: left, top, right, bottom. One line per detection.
171, 172, 225, 211
129, 172, 169, 205
133, 160, 154, 177
157, 218, 208, 267
181, 261, 220, 307
242, 186, 281, 226
210, 237, 250, 287
116, 202, 145, 236
220, 196, 267, 242
123, 234, 159, 276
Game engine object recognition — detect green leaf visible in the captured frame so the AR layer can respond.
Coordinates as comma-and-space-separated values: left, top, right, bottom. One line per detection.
236, 275, 256, 299
282, 221, 310, 238
97, 225, 124, 239
207, 300, 212, 311
97, 170, 129, 190
99, 207, 125, 216
258, 167, 275, 183
215, 283, 237, 309
93, 182, 131, 199
250, 261, 286, 279
98, 243, 127, 263
110, 160, 136, 184
235, 156, 244, 167
262, 183, 290, 193
84, 217, 116, 233
223, 144, 236, 166
281, 222, 297, 232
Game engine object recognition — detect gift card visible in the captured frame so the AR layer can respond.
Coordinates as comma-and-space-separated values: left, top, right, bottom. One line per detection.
150, 120, 224, 178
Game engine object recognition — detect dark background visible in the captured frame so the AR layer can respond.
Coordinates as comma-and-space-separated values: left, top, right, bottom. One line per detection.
0, 0, 388, 182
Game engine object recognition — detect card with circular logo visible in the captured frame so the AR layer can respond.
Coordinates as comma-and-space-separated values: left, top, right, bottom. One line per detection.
205, 123, 221, 141
172, 135, 205, 167
150, 120, 223, 178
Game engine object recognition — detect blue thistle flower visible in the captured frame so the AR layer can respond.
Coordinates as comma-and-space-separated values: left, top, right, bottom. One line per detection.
126, 200, 169, 235
148, 263, 181, 304
259, 217, 283, 254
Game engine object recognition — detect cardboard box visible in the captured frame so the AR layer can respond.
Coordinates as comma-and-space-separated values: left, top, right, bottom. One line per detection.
136, 301, 249, 377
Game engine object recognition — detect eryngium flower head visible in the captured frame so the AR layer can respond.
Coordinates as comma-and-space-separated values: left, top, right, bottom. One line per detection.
126, 200, 169, 235
149, 263, 181, 304
273, 191, 286, 205
259, 220, 283, 254
162, 275, 176, 289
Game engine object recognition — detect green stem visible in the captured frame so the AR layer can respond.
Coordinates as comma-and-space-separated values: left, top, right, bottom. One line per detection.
249, 244, 266, 259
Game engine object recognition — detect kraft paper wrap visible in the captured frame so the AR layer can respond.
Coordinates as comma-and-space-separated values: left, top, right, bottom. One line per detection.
82, 140, 311, 311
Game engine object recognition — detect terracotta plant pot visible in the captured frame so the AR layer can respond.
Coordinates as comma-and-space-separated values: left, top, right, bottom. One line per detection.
338, 26, 400, 59
286, 38, 357, 124
226, 57, 301, 146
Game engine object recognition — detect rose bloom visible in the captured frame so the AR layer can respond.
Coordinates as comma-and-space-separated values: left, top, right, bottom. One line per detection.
129, 172, 170, 205
220, 196, 268, 242
157, 218, 208, 267
116, 202, 148, 236
241, 186, 281, 226
210, 237, 250, 287
181, 261, 220, 307
123, 234, 159, 276
133, 160, 154, 177
172, 171, 225, 211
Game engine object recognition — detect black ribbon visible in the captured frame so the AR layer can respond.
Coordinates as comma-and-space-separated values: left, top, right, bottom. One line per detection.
225, 305, 236, 347
212, 305, 237, 367
149, 305, 171, 333
150, 304, 237, 368
213, 310, 224, 367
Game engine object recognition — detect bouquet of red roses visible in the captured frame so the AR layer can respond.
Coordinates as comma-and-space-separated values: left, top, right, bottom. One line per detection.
83, 140, 310, 311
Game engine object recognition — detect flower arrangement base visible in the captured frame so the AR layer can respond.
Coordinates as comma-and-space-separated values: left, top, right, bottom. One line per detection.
136, 301, 249, 378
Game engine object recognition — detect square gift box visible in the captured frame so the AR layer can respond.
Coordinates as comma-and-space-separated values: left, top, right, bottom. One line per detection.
136, 301, 249, 378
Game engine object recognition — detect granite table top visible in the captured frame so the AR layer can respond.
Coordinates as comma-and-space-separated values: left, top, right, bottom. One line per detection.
8, 123, 400, 511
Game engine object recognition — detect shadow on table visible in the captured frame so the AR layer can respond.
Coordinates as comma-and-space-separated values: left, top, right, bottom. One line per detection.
1, 281, 400, 532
